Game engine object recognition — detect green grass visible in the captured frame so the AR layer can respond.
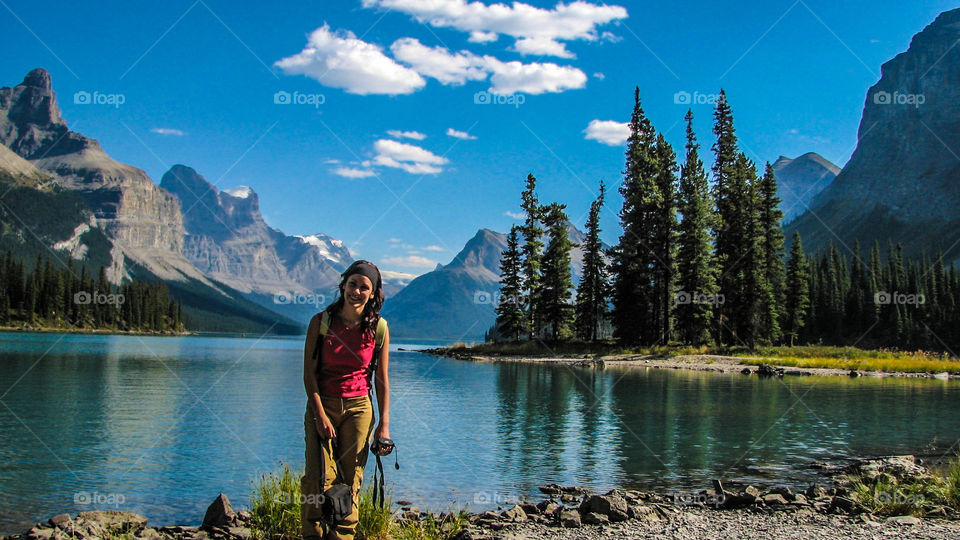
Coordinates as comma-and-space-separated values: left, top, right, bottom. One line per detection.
448, 341, 960, 374
850, 454, 960, 516
248, 462, 468, 540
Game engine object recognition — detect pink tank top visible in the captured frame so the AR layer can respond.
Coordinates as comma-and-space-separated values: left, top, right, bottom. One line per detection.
317, 316, 376, 398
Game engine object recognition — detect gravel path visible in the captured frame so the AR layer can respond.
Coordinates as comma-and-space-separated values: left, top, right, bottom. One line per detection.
462, 507, 960, 539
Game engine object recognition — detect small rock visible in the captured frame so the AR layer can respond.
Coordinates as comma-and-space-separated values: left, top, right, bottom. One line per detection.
934, 372, 950, 380
744, 486, 761, 498
805, 484, 827, 500
560, 494, 580, 504
559, 509, 581, 528
582, 512, 610, 525
886, 515, 921, 525
47, 515, 71, 530
500, 505, 526, 522
136, 528, 164, 540
768, 486, 794, 501
202, 494, 236, 530
579, 491, 629, 521
77, 511, 148, 535
519, 502, 539, 515
741, 368, 751, 374
539, 502, 560, 516
26, 528, 52, 540
830, 496, 858, 513
790, 493, 809, 506
226, 527, 251, 540
762, 493, 788, 506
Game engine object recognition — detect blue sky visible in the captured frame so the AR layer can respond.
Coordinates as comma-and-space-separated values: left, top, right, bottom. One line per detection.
1, 0, 956, 279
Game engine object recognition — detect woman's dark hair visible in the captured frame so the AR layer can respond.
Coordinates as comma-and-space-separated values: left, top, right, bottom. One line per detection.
324, 260, 384, 341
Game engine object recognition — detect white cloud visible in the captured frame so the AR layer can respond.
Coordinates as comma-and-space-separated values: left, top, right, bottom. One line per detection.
481, 56, 586, 95
373, 156, 443, 174
381, 255, 439, 268
584, 119, 630, 146
372, 139, 448, 174
333, 167, 376, 178
593, 72, 605, 80
422, 245, 445, 252
362, 0, 628, 59
446, 128, 477, 140
504, 210, 525, 219
390, 38, 487, 85
151, 128, 185, 136
391, 38, 584, 95
275, 24, 425, 95
468, 31, 498, 43
374, 139, 447, 164
512, 37, 574, 59
386, 129, 427, 140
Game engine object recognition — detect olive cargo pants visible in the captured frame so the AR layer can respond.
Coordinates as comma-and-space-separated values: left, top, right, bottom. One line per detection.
301, 395, 375, 540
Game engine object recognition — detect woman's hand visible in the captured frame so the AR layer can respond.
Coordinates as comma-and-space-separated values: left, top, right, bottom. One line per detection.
314, 413, 336, 439
373, 423, 392, 455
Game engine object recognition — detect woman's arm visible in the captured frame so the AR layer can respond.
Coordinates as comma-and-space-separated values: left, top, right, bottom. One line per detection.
373, 324, 390, 440
304, 313, 335, 438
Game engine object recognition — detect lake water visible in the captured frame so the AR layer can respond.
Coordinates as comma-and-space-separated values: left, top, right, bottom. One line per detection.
2, 332, 960, 533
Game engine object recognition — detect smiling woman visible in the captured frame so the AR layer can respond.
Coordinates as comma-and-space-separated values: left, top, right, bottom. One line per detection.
300, 260, 392, 540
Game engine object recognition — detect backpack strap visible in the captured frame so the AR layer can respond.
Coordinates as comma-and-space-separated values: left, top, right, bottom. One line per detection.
311, 311, 331, 362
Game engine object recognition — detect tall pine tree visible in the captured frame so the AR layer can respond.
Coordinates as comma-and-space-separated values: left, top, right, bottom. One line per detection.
675, 110, 718, 345
496, 225, 526, 341
611, 87, 660, 346
651, 133, 678, 344
520, 173, 545, 339
784, 232, 810, 346
538, 202, 577, 341
575, 181, 609, 341
756, 162, 785, 343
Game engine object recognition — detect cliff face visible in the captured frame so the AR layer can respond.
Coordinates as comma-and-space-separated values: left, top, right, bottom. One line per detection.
160, 164, 351, 295
0, 69, 185, 255
787, 9, 960, 257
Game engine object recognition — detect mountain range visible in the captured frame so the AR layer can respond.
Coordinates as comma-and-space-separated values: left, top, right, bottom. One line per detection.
3, 6, 958, 337
786, 8, 960, 260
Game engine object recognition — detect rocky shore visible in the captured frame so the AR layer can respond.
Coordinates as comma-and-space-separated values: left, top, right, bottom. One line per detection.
419, 347, 957, 380
5, 457, 959, 540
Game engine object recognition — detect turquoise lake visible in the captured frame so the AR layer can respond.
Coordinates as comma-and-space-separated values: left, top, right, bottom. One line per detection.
1, 332, 959, 533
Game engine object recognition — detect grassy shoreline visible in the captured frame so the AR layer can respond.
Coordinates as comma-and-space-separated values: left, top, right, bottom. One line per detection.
427, 342, 960, 376
0, 324, 190, 337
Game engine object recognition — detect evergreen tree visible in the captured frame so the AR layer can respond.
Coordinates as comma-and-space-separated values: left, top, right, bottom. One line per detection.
651, 133, 678, 344
538, 202, 577, 341
495, 225, 526, 341
674, 110, 717, 345
756, 162, 785, 343
574, 181, 609, 341
710, 90, 741, 344
520, 173, 545, 339
611, 87, 659, 346
784, 232, 810, 346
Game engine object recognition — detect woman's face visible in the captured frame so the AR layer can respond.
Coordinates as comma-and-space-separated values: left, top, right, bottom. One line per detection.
342, 274, 375, 310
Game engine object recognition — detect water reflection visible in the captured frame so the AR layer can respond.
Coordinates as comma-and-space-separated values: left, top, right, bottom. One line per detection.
1, 333, 959, 534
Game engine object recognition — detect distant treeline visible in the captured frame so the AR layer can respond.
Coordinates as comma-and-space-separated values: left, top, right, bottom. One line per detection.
799, 241, 960, 351
0, 251, 183, 332
492, 88, 959, 354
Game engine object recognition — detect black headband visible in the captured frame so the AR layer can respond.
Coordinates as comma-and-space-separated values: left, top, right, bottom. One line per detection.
342, 261, 380, 289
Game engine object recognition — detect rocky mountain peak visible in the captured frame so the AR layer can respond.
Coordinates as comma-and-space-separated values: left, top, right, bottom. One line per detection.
22, 68, 53, 91
786, 7, 960, 258
0, 68, 69, 157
